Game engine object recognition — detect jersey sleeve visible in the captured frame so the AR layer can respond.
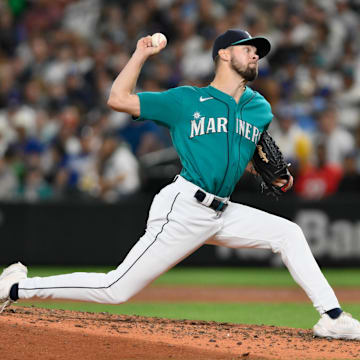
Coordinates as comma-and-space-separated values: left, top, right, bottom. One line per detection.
134, 87, 183, 128
254, 92, 274, 131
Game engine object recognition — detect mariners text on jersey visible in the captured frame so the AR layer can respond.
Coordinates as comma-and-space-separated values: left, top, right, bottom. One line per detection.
190, 115, 262, 144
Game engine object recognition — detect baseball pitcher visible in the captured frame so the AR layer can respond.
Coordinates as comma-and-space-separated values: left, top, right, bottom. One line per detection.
1, 29, 359, 340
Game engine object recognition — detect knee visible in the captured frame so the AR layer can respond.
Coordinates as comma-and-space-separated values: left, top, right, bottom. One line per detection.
289, 222, 304, 238
102, 273, 133, 304
104, 288, 132, 304
280, 221, 306, 247
103, 265, 150, 304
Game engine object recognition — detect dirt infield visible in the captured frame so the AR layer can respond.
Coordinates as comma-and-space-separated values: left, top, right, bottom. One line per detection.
0, 287, 359, 360
1, 306, 360, 360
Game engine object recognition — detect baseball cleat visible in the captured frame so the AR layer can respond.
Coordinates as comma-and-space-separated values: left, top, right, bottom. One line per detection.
0, 262, 27, 313
313, 312, 360, 340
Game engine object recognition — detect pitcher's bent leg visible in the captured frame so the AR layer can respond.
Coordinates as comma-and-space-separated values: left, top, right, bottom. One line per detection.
273, 221, 340, 313
210, 202, 340, 314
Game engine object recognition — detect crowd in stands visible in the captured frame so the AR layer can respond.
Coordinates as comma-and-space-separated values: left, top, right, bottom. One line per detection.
0, 0, 360, 202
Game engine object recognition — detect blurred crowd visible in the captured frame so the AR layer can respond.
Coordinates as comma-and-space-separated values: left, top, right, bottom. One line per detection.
0, 0, 360, 203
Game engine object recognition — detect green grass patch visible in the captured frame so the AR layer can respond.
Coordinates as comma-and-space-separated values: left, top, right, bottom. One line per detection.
154, 267, 360, 287
5, 266, 360, 288
17, 301, 360, 329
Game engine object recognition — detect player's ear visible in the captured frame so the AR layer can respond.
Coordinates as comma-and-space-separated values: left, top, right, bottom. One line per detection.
218, 48, 231, 62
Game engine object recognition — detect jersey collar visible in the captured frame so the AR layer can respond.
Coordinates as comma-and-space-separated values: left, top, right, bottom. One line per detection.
204, 85, 254, 107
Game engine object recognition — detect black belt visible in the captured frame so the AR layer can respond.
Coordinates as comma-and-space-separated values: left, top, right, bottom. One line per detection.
194, 190, 228, 212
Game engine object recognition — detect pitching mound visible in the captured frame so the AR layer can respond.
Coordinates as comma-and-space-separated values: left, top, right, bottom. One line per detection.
0, 307, 359, 360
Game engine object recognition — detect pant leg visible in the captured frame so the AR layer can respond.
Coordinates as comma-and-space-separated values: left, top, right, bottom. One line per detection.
19, 183, 222, 303
207, 201, 340, 314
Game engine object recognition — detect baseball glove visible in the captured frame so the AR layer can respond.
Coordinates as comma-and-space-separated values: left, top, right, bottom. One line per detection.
251, 130, 291, 197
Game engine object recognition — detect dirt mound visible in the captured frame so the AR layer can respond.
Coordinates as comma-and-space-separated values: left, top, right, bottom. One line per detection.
0, 307, 359, 360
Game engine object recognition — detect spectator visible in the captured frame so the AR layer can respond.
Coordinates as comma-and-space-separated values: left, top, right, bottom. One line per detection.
294, 141, 343, 200
0, 5, 18, 57
0, 112, 15, 156
315, 107, 355, 166
66, 126, 98, 197
44, 44, 76, 85
62, 0, 101, 40
95, 135, 140, 202
0, 155, 18, 201
19, 36, 52, 83
41, 142, 70, 199
118, 119, 170, 157
8, 110, 43, 164
352, 124, 360, 172
334, 66, 360, 130
270, 105, 312, 175
53, 106, 82, 156
180, 27, 215, 81
21, 166, 52, 202
337, 151, 360, 193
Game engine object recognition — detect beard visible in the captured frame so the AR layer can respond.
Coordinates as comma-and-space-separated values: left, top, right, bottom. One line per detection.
230, 58, 258, 81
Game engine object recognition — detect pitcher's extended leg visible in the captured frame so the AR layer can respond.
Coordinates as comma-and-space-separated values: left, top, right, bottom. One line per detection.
18, 186, 221, 304
207, 202, 339, 314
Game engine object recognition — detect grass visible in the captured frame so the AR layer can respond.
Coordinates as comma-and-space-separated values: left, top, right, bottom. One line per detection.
17, 301, 360, 329
155, 267, 360, 287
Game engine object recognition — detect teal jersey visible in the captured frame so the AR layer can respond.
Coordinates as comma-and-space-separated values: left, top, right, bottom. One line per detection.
135, 85, 273, 197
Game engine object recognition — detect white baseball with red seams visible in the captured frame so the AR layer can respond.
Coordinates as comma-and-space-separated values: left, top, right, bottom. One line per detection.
151, 33, 167, 47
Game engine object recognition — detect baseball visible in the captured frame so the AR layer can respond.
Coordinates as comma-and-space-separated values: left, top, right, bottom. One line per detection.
151, 33, 167, 47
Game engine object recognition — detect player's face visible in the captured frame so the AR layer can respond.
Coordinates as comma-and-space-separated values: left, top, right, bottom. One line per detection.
229, 45, 259, 81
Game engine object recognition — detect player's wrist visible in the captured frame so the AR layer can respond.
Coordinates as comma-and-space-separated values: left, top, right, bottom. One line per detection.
131, 50, 149, 65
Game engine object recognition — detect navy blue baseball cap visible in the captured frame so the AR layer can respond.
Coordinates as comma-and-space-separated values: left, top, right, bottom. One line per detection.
212, 29, 271, 60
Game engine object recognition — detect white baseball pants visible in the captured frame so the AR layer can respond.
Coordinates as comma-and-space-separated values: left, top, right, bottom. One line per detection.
18, 175, 340, 314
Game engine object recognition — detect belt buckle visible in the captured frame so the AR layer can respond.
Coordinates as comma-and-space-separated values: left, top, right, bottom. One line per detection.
195, 189, 228, 214
214, 199, 228, 217
215, 206, 224, 217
